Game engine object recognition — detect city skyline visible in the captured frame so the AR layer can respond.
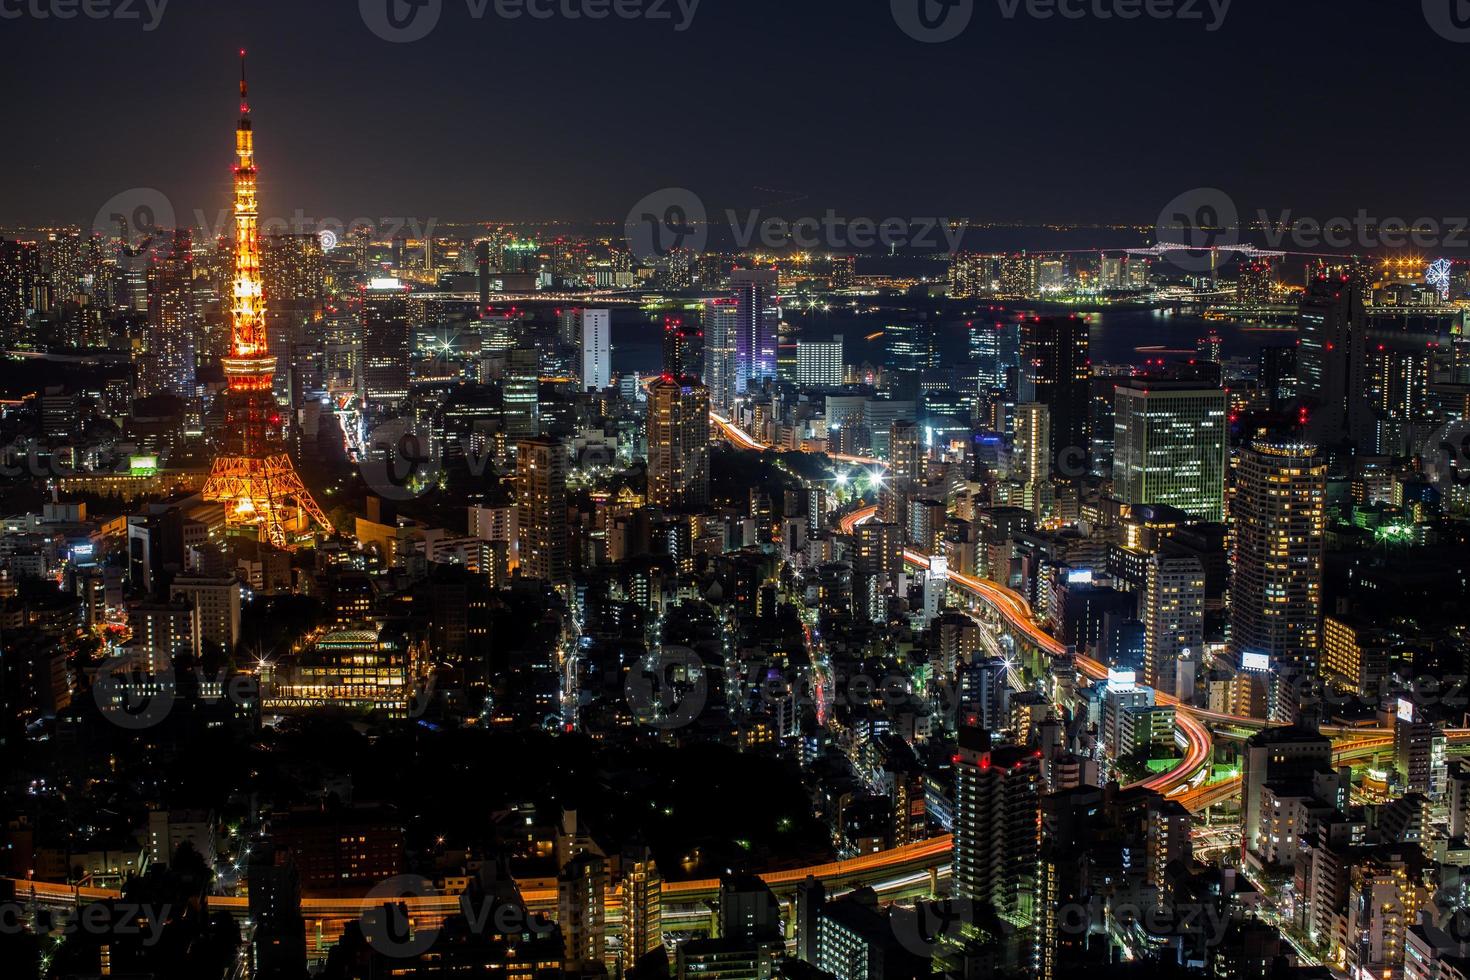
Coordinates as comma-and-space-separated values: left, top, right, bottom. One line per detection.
6, 8, 1470, 980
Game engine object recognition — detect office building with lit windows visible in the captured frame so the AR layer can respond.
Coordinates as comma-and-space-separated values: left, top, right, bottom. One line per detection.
1020, 315, 1091, 472
795, 336, 843, 388
1112, 380, 1228, 522
360, 277, 411, 408
732, 269, 778, 393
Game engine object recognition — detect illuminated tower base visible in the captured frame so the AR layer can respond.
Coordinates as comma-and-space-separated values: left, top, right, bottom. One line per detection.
203, 451, 331, 549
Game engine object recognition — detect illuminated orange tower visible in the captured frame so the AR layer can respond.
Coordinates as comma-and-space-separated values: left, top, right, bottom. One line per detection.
202, 52, 332, 548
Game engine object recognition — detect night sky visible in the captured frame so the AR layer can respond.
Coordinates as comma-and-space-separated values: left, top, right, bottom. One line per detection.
0, 0, 1457, 230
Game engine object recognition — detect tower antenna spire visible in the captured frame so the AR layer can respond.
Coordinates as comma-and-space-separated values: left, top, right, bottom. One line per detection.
239, 48, 249, 112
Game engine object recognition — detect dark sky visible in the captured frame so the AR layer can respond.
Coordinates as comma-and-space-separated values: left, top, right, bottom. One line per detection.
0, 0, 1460, 230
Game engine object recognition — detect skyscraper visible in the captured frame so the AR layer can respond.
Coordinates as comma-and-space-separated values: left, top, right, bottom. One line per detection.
732, 269, 778, 393
146, 228, 199, 397
619, 844, 663, 971
360, 278, 411, 409
661, 315, 702, 380
702, 297, 739, 411
201, 54, 332, 549
795, 336, 844, 388
1013, 402, 1051, 519
0, 239, 39, 347
503, 347, 540, 448
969, 320, 1017, 395
1296, 276, 1363, 445
580, 308, 611, 392
262, 232, 325, 402
1020, 315, 1091, 475
1112, 380, 1228, 522
952, 727, 1041, 925
1143, 553, 1204, 701
884, 319, 937, 402
1013, 402, 1050, 487
880, 419, 922, 528
647, 377, 710, 508
1229, 441, 1326, 716
516, 437, 568, 586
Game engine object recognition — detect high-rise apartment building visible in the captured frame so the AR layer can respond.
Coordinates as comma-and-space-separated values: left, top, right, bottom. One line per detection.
1229, 441, 1327, 717
146, 228, 199, 397
516, 437, 568, 586
1240, 727, 1331, 865
647, 378, 710, 508
702, 297, 739, 411
580, 308, 612, 392
1143, 553, 1204, 701
952, 727, 1041, 925
619, 844, 663, 971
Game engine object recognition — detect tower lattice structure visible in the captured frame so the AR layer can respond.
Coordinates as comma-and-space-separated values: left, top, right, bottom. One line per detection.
202, 53, 332, 549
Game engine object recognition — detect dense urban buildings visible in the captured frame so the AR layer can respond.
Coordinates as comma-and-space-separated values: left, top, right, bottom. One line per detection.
3, 17, 1470, 980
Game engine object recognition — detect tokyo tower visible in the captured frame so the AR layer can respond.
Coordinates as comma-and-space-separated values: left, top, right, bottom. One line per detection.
202, 52, 332, 549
